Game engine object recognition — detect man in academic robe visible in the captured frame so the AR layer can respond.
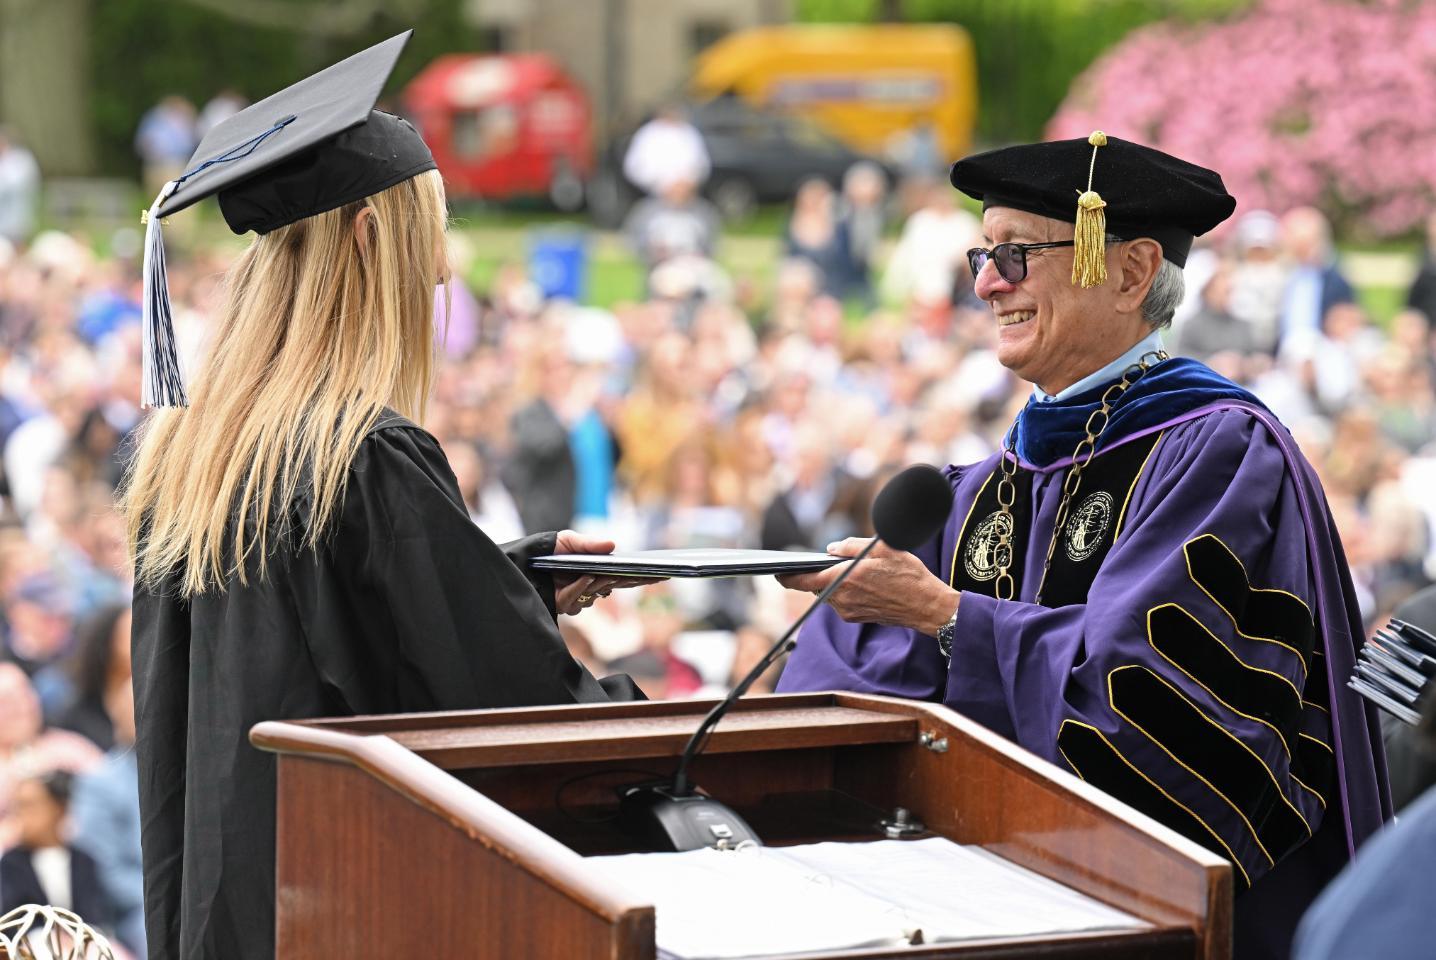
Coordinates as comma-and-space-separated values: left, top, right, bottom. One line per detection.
777, 133, 1391, 960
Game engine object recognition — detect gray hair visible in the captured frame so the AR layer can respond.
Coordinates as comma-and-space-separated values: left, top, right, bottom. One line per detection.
1141, 259, 1186, 330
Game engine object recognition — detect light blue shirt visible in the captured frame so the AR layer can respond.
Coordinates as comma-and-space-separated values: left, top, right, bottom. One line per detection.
1033, 329, 1166, 403
1280, 265, 1323, 340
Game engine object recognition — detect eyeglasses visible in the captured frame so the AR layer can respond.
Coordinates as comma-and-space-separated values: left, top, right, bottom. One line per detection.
966, 241, 1076, 283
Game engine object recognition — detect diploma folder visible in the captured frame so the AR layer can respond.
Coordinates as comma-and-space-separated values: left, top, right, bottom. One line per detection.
530, 548, 842, 578
1349, 617, 1436, 725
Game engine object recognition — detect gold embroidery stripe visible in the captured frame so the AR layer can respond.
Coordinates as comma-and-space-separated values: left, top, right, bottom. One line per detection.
1110, 665, 1314, 844
1194, 532, 1313, 619
1107, 669, 1273, 866
1145, 604, 1299, 759
1113, 431, 1164, 541
1183, 534, 1312, 677
1299, 731, 1334, 755
1290, 773, 1327, 809
1303, 700, 1328, 715
949, 471, 995, 588
1058, 719, 1253, 888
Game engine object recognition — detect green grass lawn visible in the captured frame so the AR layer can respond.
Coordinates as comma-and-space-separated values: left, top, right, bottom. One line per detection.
454, 214, 784, 310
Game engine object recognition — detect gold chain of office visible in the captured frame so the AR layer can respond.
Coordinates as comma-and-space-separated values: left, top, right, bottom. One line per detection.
990, 350, 1169, 603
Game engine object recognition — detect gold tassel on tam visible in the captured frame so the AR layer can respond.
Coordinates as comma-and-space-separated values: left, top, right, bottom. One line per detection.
1072, 130, 1108, 288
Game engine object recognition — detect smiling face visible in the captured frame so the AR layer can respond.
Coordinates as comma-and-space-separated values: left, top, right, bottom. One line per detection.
974, 206, 1153, 394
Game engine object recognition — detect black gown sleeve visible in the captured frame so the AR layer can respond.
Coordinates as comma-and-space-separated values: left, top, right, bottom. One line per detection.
129, 582, 192, 956
311, 423, 634, 711
500, 531, 560, 619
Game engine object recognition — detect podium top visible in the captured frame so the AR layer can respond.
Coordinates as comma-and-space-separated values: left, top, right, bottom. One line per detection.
252, 692, 1231, 960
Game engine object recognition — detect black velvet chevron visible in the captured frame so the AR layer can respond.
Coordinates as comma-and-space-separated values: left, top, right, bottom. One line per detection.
1108, 665, 1311, 863
1184, 535, 1315, 671
1057, 720, 1252, 890
1147, 603, 1303, 753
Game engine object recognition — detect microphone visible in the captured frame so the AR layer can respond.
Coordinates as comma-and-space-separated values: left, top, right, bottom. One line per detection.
618, 464, 953, 852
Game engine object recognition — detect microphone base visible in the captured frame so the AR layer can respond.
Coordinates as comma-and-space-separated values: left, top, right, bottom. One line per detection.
617, 782, 763, 852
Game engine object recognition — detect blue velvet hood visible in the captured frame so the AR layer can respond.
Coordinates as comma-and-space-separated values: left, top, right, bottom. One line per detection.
1011, 356, 1267, 467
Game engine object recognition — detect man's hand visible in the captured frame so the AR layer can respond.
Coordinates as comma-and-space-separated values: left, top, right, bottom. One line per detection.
551, 531, 661, 616
776, 537, 959, 636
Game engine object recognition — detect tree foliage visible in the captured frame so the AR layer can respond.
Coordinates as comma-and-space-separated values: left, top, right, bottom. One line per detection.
89, 0, 481, 177
1050, 0, 1436, 239
796, 0, 1250, 145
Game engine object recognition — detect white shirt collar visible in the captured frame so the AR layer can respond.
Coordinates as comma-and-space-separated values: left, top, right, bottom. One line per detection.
1033, 328, 1167, 403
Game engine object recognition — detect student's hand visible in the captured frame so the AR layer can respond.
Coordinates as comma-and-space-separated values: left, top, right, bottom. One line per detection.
552, 531, 661, 616
776, 537, 959, 636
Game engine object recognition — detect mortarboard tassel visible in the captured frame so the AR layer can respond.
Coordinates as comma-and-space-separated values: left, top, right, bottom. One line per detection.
140, 181, 189, 409
1072, 130, 1108, 289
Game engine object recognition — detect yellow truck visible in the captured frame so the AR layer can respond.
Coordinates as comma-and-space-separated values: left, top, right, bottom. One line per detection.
689, 23, 978, 163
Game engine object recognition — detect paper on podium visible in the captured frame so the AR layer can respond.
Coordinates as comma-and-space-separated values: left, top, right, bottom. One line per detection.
589, 845, 913, 959
587, 838, 1147, 959
530, 548, 842, 579
775, 839, 1148, 943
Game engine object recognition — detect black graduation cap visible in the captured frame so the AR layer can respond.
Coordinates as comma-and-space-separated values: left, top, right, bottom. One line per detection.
948, 132, 1235, 286
140, 30, 437, 408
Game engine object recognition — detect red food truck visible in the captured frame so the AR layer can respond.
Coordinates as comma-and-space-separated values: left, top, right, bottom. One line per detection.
404, 54, 593, 209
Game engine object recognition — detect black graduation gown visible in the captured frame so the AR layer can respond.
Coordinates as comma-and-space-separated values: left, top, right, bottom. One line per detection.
132, 411, 638, 960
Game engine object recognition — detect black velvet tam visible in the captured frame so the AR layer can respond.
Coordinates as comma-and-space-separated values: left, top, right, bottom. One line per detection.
948, 135, 1236, 267
154, 30, 436, 235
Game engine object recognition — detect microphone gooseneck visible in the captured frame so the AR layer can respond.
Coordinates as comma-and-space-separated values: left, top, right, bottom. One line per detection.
671, 535, 882, 797
670, 464, 953, 798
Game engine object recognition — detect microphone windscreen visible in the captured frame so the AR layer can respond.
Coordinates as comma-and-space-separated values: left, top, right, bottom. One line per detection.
872, 464, 953, 552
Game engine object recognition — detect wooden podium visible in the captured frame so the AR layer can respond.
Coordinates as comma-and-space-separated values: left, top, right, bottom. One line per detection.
251, 692, 1231, 959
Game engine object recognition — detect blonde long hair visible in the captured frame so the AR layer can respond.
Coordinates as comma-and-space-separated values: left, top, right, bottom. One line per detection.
123, 169, 448, 596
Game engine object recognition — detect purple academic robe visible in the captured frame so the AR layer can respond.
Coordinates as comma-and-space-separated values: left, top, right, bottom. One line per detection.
778, 400, 1391, 960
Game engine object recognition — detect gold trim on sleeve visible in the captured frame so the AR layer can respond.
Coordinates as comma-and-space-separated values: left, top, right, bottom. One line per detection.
1057, 718, 1253, 888
1183, 534, 1314, 678
1144, 602, 1303, 758
1289, 773, 1327, 809
1109, 665, 1314, 840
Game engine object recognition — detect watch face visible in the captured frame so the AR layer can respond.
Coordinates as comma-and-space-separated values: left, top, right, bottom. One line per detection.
937, 616, 956, 660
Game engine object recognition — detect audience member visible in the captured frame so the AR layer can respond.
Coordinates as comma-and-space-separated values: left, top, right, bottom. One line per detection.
622, 104, 710, 197
0, 770, 117, 934
133, 96, 198, 197
501, 343, 577, 535
1404, 210, 1436, 327
0, 127, 40, 247
71, 652, 145, 956
0, 666, 99, 848
880, 177, 979, 315
836, 162, 889, 305
624, 177, 721, 282
1226, 210, 1286, 352
51, 604, 130, 752
1278, 206, 1355, 348
783, 179, 851, 299
1176, 264, 1255, 360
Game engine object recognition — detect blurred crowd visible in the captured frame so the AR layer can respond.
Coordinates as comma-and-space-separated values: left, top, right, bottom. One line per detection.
0, 111, 1431, 953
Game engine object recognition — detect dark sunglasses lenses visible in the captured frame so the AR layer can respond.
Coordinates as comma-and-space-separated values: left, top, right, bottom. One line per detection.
967, 244, 1026, 282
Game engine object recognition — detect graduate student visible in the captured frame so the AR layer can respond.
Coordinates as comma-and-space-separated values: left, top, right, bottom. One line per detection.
120, 34, 640, 960
777, 133, 1391, 958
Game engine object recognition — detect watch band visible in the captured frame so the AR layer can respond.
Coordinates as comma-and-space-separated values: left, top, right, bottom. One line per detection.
937, 608, 958, 663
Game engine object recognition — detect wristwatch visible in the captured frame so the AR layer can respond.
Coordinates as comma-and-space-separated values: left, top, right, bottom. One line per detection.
936, 607, 958, 663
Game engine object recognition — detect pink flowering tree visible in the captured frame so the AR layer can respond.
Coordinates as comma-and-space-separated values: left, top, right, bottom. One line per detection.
1048, 0, 1436, 239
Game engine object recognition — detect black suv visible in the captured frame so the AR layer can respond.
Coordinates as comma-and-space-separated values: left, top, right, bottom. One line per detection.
588, 98, 889, 227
